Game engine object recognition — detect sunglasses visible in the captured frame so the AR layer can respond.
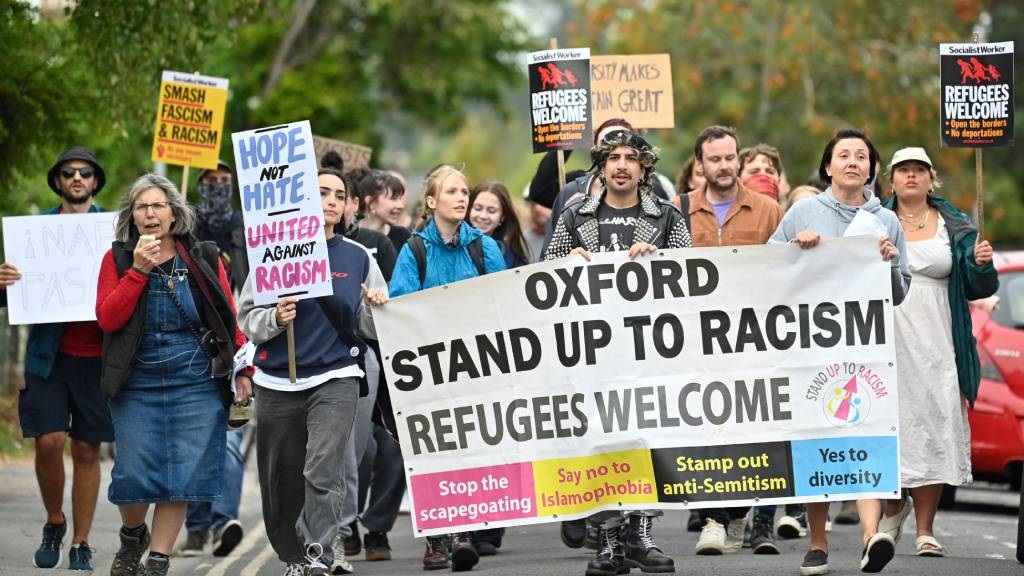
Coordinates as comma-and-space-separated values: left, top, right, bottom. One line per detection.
60, 167, 96, 179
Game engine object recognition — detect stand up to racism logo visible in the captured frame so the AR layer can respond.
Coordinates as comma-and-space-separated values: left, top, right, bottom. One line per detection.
940, 41, 1015, 147
527, 48, 592, 153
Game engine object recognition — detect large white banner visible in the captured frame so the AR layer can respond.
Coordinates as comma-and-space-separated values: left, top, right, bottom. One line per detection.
232, 120, 331, 306
374, 237, 900, 536
2, 212, 116, 325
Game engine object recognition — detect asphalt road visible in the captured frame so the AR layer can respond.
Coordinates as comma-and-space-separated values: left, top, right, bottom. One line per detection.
0, 456, 1019, 575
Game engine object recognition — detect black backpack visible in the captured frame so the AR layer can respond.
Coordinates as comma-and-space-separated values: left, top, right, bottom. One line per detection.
407, 235, 485, 286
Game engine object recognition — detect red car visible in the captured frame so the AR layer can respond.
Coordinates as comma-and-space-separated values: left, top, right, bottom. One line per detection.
964, 250, 1024, 499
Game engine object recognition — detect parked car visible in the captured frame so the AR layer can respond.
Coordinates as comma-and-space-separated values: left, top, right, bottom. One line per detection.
950, 250, 1024, 507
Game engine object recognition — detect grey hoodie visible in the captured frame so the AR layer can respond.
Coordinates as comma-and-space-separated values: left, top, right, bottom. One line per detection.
769, 186, 911, 305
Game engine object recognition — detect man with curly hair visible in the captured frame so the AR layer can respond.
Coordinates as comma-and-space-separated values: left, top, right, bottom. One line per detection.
545, 129, 690, 576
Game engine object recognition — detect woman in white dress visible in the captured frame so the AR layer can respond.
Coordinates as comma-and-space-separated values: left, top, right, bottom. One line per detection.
879, 147, 998, 557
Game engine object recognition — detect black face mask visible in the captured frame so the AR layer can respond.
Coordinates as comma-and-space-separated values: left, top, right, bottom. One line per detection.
197, 182, 234, 230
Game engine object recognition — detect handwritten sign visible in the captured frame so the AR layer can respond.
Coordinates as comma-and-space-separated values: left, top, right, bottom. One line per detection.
313, 136, 373, 172
591, 54, 674, 129
940, 41, 1014, 148
232, 120, 332, 305
150, 71, 229, 170
528, 48, 592, 153
2, 212, 116, 324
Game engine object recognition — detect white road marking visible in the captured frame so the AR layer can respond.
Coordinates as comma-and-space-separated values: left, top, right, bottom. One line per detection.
240, 542, 276, 576
207, 521, 267, 576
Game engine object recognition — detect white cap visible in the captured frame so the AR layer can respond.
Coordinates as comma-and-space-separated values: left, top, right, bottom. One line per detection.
889, 147, 932, 171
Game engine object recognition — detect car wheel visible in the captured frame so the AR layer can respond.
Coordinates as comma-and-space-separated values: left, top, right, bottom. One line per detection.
937, 484, 957, 510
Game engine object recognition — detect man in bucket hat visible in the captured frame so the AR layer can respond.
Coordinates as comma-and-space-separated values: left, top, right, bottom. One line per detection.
0, 145, 112, 571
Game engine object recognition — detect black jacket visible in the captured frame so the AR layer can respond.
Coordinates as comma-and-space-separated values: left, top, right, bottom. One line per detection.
544, 191, 692, 260
101, 235, 238, 405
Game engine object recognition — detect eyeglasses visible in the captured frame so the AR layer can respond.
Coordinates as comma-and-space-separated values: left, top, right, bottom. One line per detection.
59, 167, 95, 179
133, 202, 171, 214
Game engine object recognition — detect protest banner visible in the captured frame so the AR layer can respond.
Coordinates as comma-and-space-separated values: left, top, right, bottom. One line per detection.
312, 136, 373, 172
940, 41, 1014, 148
528, 48, 592, 153
151, 71, 229, 170
591, 54, 674, 129
374, 237, 899, 536
232, 120, 332, 306
2, 212, 116, 325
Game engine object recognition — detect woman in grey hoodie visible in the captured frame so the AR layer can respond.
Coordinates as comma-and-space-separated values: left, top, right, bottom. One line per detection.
769, 128, 911, 576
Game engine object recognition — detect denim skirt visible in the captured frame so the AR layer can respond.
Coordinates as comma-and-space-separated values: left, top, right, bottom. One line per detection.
108, 273, 227, 505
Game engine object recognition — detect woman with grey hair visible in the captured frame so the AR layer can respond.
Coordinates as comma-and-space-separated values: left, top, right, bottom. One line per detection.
95, 174, 252, 576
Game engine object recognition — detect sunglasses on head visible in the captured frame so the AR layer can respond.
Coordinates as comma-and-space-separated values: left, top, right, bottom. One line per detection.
60, 167, 95, 179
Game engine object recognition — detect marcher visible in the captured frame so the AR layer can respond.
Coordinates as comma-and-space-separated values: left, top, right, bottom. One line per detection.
879, 147, 998, 558
468, 181, 530, 269
521, 193, 552, 263
545, 129, 690, 576
0, 146, 113, 571
237, 167, 387, 576
684, 128, 782, 556
357, 170, 411, 253
177, 160, 249, 559
96, 174, 252, 576
770, 128, 911, 576
390, 164, 505, 571
316, 154, 398, 569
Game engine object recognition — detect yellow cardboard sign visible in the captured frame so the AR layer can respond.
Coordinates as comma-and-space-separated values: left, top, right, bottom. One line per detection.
151, 71, 229, 170
591, 54, 674, 129
312, 135, 373, 172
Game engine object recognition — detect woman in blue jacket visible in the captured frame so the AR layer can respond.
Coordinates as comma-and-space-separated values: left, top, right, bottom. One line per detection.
390, 165, 504, 571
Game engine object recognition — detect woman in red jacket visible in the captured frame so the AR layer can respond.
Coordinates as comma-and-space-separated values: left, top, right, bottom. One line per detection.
96, 173, 251, 576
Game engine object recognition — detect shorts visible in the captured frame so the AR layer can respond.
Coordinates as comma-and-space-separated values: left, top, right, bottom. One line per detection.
19, 353, 114, 443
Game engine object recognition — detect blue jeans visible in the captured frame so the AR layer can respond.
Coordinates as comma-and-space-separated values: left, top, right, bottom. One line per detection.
186, 428, 245, 532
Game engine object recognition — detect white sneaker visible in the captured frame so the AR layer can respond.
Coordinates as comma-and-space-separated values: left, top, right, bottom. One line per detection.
695, 519, 726, 555
330, 533, 354, 575
724, 517, 746, 554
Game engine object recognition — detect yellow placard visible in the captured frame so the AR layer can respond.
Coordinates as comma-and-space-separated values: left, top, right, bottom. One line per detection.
591, 54, 674, 129
532, 449, 656, 517
150, 71, 229, 170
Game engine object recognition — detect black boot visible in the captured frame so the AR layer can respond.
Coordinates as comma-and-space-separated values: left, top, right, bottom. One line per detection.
624, 515, 675, 573
585, 526, 628, 576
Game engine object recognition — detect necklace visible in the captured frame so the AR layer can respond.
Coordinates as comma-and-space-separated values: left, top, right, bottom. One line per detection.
153, 256, 180, 288
897, 207, 930, 230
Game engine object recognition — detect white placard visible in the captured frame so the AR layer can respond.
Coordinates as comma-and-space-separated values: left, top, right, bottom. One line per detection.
232, 120, 332, 305
374, 237, 900, 535
2, 212, 117, 324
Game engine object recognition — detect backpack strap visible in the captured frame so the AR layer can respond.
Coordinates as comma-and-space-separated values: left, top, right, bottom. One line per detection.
408, 235, 428, 286
467, 236, 485, 276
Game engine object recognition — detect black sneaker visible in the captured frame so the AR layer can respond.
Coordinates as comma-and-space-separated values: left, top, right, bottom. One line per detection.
624, 515, 675, 572
586, 526, 629, 576
33, 521, 67, 568
686, 510, 702, 532
584, 522, 601, 550
800, 548, 829, 576
560, 519, 587, 548
176, 529, 209, 557
142, 555, 170, 576
450, 533, 479, 572
750, 514, 779, 555
364, 531, 391, 561
111, 524, 151, 576
68, 542, 94, 571
342, 521, 361, 556
835, 501, 860, 525
212, 520, 243, 557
